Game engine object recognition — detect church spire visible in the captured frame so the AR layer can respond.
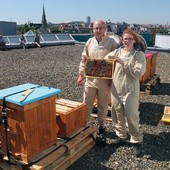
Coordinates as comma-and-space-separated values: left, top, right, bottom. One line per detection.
41, 4, 47, 28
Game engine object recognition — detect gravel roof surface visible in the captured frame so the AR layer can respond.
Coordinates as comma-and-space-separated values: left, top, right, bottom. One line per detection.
0, 45, 170, 170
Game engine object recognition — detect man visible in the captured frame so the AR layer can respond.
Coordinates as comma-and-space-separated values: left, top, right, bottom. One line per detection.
77, 19, 119, 142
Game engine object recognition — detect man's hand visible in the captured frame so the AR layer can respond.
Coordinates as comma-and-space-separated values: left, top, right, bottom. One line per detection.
81, 55, 87, 62
77, 74, 84, 86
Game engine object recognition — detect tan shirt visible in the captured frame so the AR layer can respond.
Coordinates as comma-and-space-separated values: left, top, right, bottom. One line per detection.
79, 35, 118, 75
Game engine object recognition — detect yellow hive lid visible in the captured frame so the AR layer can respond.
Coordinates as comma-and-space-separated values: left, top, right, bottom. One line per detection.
161, 106, 170, 123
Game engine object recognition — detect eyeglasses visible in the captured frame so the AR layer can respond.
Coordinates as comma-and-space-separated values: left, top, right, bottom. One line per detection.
123, 37, 134, 41
93, 27, 105, 30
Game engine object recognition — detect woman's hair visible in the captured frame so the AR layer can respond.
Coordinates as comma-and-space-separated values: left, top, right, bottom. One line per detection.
122, 28, 139, 43
122, 28, 146, 52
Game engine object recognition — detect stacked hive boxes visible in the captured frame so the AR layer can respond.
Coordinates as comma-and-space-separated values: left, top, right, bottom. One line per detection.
150, 51, 158, 77
56, 98, 86, 137
140, 51, 158, 83
0, 83, 61, 163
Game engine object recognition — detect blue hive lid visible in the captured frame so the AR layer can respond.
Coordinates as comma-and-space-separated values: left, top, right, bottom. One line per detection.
0, 83, 62, 106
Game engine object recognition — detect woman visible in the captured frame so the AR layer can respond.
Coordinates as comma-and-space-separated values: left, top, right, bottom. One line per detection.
105, 28, 146, 156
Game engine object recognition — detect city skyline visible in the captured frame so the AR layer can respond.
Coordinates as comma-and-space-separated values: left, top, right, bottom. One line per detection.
1, 0, 170, 25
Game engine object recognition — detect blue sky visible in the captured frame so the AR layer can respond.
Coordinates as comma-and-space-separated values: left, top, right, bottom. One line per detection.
1, 0, 169, 25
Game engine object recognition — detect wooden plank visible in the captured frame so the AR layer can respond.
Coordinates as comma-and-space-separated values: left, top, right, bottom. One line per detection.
43, 134, 95, 170
146, 74, 160, 87
71, 137, 95, 162
29, 126, 97, 170
56, 99, 82, 108
1, 126, 97, 170
139, 74, 160, 94
30, 145, 68, 169
0, 163, 22, 170
56, 140, 95, 170
65, 126, 96, 150
29, 165, 43, 170
62, 127, 87, 139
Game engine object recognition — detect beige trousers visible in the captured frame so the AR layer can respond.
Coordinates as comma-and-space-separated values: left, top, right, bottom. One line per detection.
112, 94, 143, 143
83, 79, 111, 128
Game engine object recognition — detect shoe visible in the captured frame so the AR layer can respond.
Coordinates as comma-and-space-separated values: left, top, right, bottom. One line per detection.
92, 106, 98, 113
112, 137, 126, 146
133, 143, 142, 157
96, 127, 106, 145
98, 127, 105, 134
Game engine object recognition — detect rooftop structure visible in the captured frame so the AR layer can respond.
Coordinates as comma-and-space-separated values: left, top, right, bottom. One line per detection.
1, 33, 75, 49
41, 4, 47, 28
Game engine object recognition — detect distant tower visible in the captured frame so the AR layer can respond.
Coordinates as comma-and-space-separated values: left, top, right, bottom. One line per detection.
86, 16, 91, 25
41, 4, 47, 28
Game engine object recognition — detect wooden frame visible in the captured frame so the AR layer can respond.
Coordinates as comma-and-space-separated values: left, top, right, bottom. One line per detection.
84, 59, 115, 79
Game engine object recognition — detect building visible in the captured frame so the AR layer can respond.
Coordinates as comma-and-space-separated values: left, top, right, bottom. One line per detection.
86, 16, 91, 25
0, 21, 17, 35
41, 4, 47, 28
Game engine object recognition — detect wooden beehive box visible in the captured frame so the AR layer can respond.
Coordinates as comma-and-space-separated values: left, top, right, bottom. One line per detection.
56, 98, 86, 137
161, 106, 170, 125
140, 52, 152, 83
84, 59, 115, 79
0, 83, 62, 163
150, 51, 158, 77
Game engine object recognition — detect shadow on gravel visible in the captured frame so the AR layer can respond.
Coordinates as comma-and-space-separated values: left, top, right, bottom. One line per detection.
151, 83, 170, 96
143, 132, 170, 161
139, 102, 164, 126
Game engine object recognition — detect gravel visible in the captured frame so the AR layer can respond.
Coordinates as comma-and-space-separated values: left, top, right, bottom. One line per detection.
0, 45, 170, 170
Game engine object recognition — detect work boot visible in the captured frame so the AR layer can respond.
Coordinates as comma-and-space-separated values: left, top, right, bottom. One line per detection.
133, 143, 142, 157
96, 127, 106, 145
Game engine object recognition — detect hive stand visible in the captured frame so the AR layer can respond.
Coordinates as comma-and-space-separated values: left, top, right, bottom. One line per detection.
0, 125, 97, 170
140, 74, 161, 95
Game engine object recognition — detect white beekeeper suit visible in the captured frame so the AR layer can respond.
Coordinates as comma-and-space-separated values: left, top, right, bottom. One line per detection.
105, 47, 146, 143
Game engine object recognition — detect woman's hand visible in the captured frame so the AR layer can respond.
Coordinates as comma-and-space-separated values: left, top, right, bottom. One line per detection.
115, 57, 124, 65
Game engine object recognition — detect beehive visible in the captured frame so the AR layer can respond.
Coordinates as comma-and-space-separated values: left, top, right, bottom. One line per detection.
140, 53, 152, 83
140, 51, 158, 83
0, 83, 61, 163
56, 98, 86, 137
161, 106, 170, 125
150, 51, 158, 77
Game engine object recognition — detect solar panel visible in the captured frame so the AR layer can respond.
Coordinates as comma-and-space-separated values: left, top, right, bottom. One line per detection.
57, 34, 74, 41
41, 34, 59, 42
3, 36, 10, 44
25, 35, 44, 43
8, 36, 20, 43
4, 33, 75, 48
25, 36, 35, 43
